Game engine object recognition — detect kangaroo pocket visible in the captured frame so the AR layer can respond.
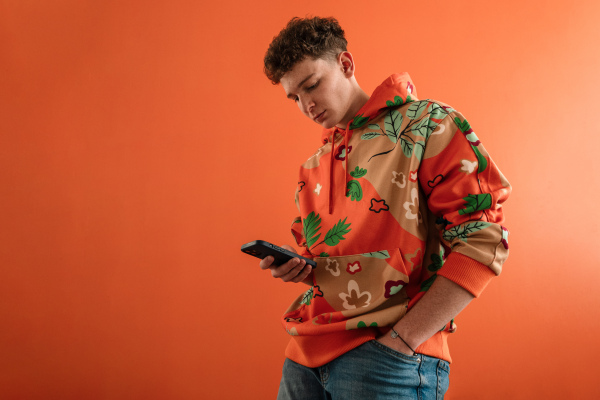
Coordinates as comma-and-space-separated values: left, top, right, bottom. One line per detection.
282, 248, 412, 336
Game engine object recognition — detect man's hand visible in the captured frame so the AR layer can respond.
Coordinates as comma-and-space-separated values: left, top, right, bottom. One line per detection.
259, 245, 313, 284
377, 275, 474, 356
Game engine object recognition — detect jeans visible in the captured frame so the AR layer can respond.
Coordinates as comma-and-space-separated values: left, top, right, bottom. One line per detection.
277, 340, 450, 400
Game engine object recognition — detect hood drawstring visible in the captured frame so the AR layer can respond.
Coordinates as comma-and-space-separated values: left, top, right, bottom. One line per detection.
321, 72, 417, 215
328, 122, 352, 214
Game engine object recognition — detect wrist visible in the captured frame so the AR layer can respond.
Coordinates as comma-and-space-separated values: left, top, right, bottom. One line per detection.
389, 320, 424, 352
390, 328, 416, 355
376, 330, 414, 356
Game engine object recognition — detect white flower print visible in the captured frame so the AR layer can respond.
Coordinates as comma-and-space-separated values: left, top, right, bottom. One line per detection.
460, 159, 478, 174
409, 170, 418, 182
391, 171, 406, 188
403, 188, 422, 224
315, 183, 322, 195
307, 148, 323, 162
346, 261, 362, 275
339, 280, 372, 310
325, 258, 340, 277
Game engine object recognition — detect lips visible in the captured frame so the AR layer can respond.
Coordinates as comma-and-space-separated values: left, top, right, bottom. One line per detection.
313, 111, 325, 122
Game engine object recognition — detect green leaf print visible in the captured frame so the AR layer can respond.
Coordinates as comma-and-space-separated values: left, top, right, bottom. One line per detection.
385, 95, 404, 107
300, 287, 315, 306
319, 252, 329, 257
412, 117, 432, 138
454, 117, 471, 133
350, 166, 367, 178
427, 252, 444, 272
368, 123, 381, 130
357, 321, 378, 328
420, 274, 437, 292
362, 250, 390, 259
428, 103, 449, 120
454, 117, 488, 173
442, 221, 492, 243
324, 217, 352, 246
361, 132, 380, 140
427, 116, 442, 135
350, 114, 369, 130
472, 145, 488, 173
346, 180, 363, 201
407, 101, 428, 120
458, 194, 492, 215
400, 137, 414, 157
415, 141, 425, 161
384, 109, 403, 143
303, 211, 322, 249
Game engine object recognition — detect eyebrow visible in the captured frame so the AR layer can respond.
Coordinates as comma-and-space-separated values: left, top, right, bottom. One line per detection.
286, 73, 315, 99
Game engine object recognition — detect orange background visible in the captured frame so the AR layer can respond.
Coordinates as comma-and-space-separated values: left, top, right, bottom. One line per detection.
1, 0, 599, 399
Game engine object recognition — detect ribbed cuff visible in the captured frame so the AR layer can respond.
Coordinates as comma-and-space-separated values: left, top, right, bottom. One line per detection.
437, 252, 497, 297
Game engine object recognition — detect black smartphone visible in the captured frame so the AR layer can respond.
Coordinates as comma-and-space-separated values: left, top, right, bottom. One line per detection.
241, 240, 316, 268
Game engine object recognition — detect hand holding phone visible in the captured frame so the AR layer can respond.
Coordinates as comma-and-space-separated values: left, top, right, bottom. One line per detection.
241, 240, 315, 283
241, 240, 316, 267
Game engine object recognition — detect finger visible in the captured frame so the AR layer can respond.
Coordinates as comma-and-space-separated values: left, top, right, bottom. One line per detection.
270, 257, 299, 278
291, 264, 312, 283
259, 255, 274, 270
278, 260, 307, 282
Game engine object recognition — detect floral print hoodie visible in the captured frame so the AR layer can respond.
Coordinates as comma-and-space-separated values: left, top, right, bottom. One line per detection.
283, 72, 510, 367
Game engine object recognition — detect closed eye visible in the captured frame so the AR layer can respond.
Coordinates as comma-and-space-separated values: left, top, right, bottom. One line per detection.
306, 81, 319, 91
288, 80, 319, 102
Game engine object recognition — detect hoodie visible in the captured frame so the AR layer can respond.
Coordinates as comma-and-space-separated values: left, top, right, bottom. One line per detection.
283, 72, 511, 367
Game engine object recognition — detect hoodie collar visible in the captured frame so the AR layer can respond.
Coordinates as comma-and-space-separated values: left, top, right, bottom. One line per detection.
321, 72, 418, 144
320, 72, 418, 214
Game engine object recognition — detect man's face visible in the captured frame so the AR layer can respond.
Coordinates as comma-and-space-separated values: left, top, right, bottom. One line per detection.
280, 56, 354, 129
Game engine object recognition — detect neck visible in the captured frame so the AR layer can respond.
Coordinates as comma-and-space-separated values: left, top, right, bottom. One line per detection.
336, 85, 370, 129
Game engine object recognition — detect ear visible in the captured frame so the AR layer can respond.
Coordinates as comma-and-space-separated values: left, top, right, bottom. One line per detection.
337, 51, 355, 77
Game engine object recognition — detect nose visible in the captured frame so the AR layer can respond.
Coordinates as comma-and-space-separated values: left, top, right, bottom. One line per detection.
298, 95, 315, 116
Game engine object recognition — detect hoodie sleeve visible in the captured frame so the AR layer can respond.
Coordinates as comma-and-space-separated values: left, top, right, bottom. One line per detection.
418, 107, 511, 297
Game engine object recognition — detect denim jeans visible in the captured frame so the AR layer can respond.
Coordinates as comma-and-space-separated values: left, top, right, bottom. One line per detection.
277, 340, 450, 400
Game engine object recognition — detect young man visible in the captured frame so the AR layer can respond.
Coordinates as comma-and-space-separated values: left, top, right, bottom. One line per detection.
260, 16, 510, 399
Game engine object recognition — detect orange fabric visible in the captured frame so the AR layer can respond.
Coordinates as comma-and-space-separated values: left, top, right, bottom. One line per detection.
282, 73, 510, 367
415, 330, 451, 363
438, 252, 497, 298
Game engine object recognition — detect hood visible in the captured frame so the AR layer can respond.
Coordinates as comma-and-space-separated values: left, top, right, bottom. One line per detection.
320, 72, 419, 214
320, 72, 418, 143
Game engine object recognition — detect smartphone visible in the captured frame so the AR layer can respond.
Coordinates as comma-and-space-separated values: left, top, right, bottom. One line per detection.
241, 240, 316, 268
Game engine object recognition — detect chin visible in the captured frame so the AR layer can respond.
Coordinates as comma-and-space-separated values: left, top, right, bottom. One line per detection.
320, 120, 338, 129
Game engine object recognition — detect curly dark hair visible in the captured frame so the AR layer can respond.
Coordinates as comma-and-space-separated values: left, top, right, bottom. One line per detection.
264, 16, 348, 84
